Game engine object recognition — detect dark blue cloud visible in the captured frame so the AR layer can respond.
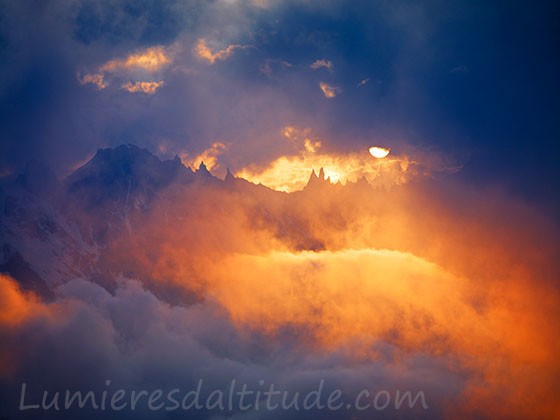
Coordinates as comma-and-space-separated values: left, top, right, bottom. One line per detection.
73, 0, 203, 45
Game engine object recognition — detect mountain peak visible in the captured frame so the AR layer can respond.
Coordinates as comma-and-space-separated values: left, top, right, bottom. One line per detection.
308, 169, 318, 182
196, 161, 212, 176
66, 144, 194, 208
305, 168, 330, 189
82, 144, 159, 175
225, 168, 235, 183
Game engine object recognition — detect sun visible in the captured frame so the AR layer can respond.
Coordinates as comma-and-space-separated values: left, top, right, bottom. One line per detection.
369, 146, 390, 159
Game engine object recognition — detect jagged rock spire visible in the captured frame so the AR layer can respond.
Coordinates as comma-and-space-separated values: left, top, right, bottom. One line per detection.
197, 161, 211, 176
304, 167, 339, 190
306, 168, 326, 189
307, 169, 318, 184
225, 168, 235, 183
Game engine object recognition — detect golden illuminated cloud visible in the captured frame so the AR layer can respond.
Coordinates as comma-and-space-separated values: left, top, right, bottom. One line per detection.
281, 125, 301, 141
237, 152, 413, 191
201, 245, 559, 419
208, 248, 478, 344
194, 39, 249, 64
0, 274, 43, 327
310, 58, 333, 71
319, 81, 340, 98
181, 142, 228, 171
77, 73, 107, 89
121, 81, 164, 95
282, 125, 322, 152
236, 126, 416, 191
78, 46, 171, 93
100, 46, 171, 73
235, 126, 460, 192
2, 152, 557, 418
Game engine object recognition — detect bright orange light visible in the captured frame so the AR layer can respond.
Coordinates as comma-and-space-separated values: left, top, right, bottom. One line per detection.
100, 46, 171, 73
0, 274, 41, 327
369, 146, 390, 158
181, 142, 228, 172
237, 152, 412, 191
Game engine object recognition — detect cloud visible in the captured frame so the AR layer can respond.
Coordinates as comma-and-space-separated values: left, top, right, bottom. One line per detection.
237, 153, 413, 191
357, 78, 370, 87
0, 3, 559, 416
319, 82, 340, 98
77, 73, 107, 90
0, 273, 461, 419
1, 0, 558, 217
201, 238, 560, 418
1, 144, 559, 418
2, 178, 559, 418
121, 81, 165, 95
100, 46, 171, 73
236, 126, 459, 192
78, 46, 171, 93
310, 59, 333, 71
0, 274, 43, 328
194, 39, 250, 64
181, 142, 228, 172
281, 125, 322, 153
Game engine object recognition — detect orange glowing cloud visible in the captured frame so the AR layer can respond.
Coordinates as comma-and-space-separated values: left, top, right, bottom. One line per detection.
236, 126, 456, 191
181, 142, 228, 172
282, 125, 322, 152
200, 244, 560, 418
207, 249, 470, 341
78, 46, 171, 93
121, 80, 164, 94
48, 149, 559, 418
237, 126, 430, 192
319, 81, 340, 98
238, 153, 394, 191
100, 46, 171, 73
194, 39, 249, 64
2, 138, 557, 418
0, 274, 43, 327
